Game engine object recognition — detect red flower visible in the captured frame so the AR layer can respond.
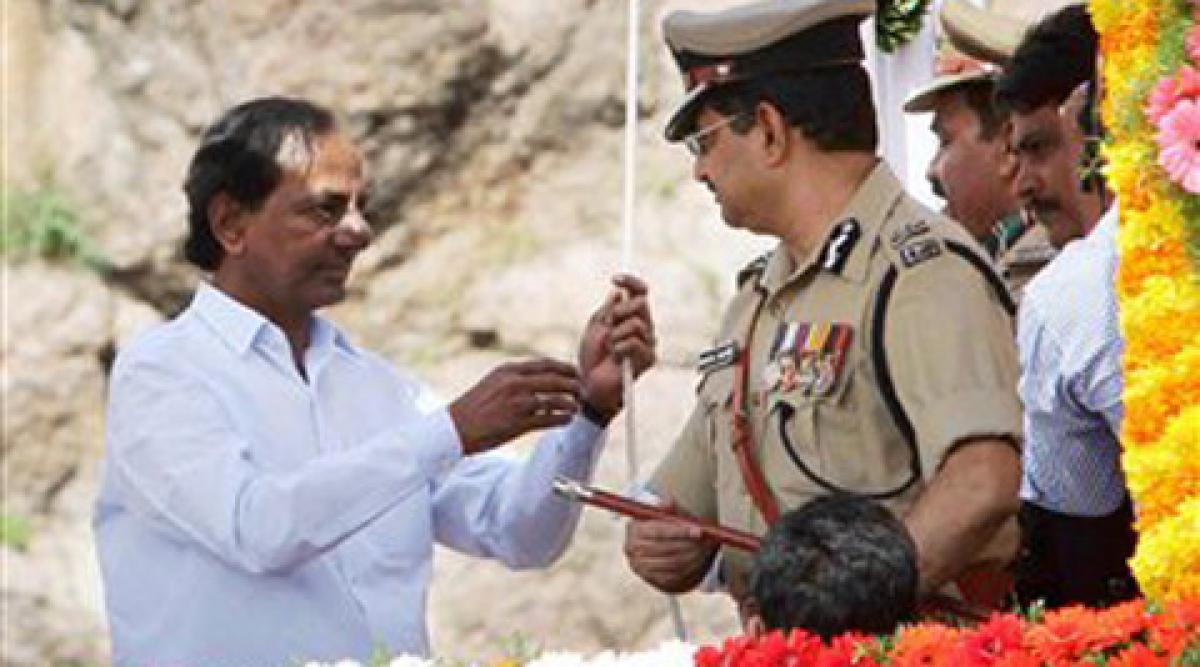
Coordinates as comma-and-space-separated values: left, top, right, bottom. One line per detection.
1025, 605, 1102, 662
988, 651, 1042, 667
954, 613, 1026, 666
817, 633, 881, 667
1149, 598, 1200, 656
1107, 643, 1169, 667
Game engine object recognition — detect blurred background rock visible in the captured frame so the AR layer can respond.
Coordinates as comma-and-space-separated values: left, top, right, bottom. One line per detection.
2, 1, 768, 664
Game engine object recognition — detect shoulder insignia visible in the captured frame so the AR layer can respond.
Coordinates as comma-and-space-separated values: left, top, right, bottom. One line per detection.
821, 218, 861, 274
736, 252, 771, 288
899, 238, 942, 268
889, 219, 930, 249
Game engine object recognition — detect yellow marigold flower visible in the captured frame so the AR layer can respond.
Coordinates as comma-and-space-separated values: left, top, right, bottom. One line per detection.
1131, 497, 1200, 601
1123, 337, 1200, 446
1118, 241, 1193, 295
1123, 406, 1200, 528
1121, 198, 1185, 249
1105, 140, 1161, 210
1089, 0, 1129, 34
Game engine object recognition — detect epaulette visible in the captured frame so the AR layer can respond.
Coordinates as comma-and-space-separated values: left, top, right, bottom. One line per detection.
881, 215, 946, 272
736, 251, 770, 288
879, 206, 1017, 316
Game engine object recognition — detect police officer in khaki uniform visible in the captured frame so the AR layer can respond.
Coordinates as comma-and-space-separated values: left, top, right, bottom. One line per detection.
623, 0, 1024, 619
903, 0, 1055, 303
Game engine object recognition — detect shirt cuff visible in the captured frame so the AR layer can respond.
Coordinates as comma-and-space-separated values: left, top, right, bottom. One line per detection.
399, 407, 464, 476
554, 414, 606, 470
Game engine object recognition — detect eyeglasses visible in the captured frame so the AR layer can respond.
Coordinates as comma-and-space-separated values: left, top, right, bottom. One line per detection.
682, 115, 742, 157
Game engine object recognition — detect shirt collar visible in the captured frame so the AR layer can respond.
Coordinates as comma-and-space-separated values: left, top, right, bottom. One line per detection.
1093, 200, 1119, 241
760, 160, 902, 292
191, 283, 271, 356
190, 283, 362, 363
310, 314, 364, 365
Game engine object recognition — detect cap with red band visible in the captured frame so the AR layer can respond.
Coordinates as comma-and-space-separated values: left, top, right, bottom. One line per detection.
662, 0, 875, 142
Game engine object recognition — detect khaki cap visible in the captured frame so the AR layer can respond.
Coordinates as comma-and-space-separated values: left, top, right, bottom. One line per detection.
662, 0, 874, 142
902, 57, 998, 114
940, 0, 1032, 65
903, 0, 1032, 114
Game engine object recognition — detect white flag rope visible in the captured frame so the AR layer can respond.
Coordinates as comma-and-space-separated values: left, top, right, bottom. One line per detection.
621, 0, 689, 643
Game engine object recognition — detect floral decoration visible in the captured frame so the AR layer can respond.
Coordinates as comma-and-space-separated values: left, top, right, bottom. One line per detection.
876, 0, 934, 53
693, 599, 1200, 666
1090, 0, 1200, 601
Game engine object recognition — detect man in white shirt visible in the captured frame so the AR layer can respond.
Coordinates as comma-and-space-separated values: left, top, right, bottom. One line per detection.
94, 96, 656, 666
994, 8, 1137, 608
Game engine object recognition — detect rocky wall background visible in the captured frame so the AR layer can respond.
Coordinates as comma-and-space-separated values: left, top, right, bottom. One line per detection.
2, 1, 768, 664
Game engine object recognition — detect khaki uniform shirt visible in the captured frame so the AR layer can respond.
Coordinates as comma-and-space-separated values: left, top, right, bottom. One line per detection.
650, 162, 1024, 599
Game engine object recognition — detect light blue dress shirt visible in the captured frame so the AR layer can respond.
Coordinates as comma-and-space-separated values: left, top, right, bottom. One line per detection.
95, 284, 605, 667
1017, 205, 1127, 517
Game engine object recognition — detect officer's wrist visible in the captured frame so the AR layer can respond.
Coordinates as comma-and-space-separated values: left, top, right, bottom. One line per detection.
580, 398, 616, 427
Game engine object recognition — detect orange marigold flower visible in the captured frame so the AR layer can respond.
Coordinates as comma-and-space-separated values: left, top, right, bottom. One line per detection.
1092, 598, 1152, 646
1107, 643, 1170, 666
891, 623, 963, 667
1025, 605, 1109, 662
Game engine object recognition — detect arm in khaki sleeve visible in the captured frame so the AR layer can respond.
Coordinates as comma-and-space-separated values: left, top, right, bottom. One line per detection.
883, 259, 1024, 594
624, 401, 720, 593
904, 438, 1021, 594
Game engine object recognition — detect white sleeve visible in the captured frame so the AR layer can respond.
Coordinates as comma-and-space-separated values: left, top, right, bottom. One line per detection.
430, 416, 606, 568
106, 355, 462, 575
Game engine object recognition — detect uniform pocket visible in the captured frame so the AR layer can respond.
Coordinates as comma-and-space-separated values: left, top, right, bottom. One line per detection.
697, 367, 739, 493
768, 375, 866, 497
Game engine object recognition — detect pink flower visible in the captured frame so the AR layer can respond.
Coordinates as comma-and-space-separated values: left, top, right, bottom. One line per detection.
1189, 24, 1200, 63
1147, 67, 1200, 125
1157, 97, 1200, 193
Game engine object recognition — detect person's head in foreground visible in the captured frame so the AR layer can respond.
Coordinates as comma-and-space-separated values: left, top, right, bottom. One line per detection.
750, 494, 919, 640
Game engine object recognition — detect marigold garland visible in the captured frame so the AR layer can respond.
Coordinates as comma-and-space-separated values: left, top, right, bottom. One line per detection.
1094, 0, 1200, 602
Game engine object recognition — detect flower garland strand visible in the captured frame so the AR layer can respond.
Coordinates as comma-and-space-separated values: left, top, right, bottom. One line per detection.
693, 599, 1200, 666
1090, 0, 1200, 601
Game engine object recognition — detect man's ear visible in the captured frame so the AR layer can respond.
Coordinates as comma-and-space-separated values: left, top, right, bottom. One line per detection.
996, 120, 1019, 182
755, 101, 791, 167
208, 193, 248, 257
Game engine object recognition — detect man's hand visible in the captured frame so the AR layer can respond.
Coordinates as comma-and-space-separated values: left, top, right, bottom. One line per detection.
578, 274, 657, 420
623, 500, 717, 594
448, 359, 582, 455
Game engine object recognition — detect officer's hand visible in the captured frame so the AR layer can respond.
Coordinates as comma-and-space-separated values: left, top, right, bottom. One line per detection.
448, 359, 581, 455
578, 274, 657, 420
623, 502, 717, 594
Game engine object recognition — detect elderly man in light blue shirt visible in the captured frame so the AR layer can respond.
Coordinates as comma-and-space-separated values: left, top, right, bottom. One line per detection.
94, 97, 657, 666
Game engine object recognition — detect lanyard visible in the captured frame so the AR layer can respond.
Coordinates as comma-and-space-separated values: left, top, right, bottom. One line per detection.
729, 289, 781, 525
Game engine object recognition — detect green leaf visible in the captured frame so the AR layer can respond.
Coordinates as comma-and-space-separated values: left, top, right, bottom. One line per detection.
0, 184, 110, 270
0, 514, 32, 552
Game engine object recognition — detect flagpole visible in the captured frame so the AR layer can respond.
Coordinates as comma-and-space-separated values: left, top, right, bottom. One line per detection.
621, 0, 639, 487
622, 0, 688, 643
